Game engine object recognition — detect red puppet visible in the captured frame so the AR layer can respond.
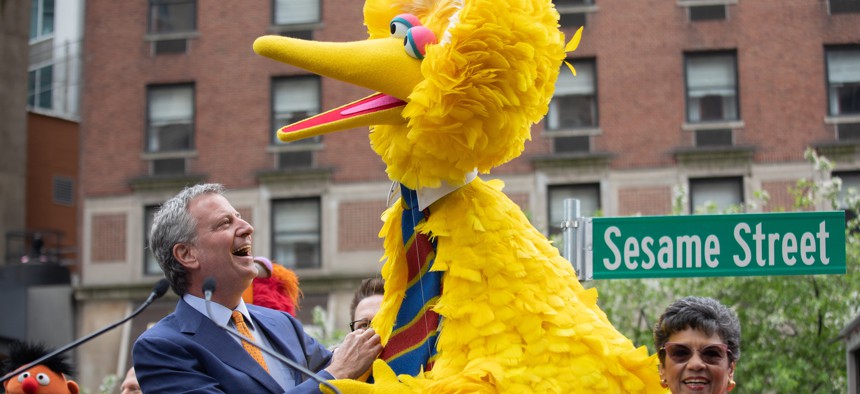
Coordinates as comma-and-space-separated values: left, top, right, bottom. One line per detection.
242, 256, 301, 316
1, 341, 79, 394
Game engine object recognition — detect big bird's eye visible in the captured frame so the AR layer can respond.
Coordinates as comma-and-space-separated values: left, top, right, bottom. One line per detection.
36, 373, 51, 386
17, 372, 31, 382
404, 26, 437, 60
390, 13, 421, 38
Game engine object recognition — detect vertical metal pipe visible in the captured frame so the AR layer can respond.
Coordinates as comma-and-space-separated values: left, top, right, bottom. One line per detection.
562, 198, 581, 278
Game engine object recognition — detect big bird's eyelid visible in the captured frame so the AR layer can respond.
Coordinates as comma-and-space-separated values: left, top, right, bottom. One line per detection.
390, 13, 422, 38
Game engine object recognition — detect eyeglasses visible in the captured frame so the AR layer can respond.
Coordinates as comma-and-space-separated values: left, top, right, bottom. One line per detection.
660, 342, 731, 365
349, 319, 371, 332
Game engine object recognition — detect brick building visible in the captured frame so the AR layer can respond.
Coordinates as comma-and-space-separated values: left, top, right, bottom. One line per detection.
75, 0, 860, 390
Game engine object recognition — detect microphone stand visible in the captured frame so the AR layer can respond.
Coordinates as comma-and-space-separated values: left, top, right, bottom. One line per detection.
0, 278, 170, 384
202, 278, 341, 394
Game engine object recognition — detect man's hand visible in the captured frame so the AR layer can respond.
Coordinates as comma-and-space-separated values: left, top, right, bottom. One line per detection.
324, 328, 382, 379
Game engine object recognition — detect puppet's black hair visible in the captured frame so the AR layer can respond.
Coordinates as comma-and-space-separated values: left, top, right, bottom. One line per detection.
1, 341, 74, 377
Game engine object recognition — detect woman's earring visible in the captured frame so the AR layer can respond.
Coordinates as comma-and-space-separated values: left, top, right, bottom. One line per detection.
660, 379, 668, 389
728, 379, 736, 392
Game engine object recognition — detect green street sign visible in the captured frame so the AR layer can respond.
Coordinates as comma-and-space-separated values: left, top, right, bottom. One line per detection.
585, 211, 846, 280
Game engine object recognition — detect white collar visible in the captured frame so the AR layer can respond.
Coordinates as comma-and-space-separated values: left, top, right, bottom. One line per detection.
184, 293, 254, 329
415, 170, 478, 210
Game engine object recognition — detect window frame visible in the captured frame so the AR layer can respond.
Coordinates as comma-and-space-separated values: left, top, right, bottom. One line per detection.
684, 51, 740, 124
147, 0, 197, 36
145, 83, 196, 154
547, 183, 601, 237
271, 197, 322, 270
689, 176, 744, 214
271, 76, 322, 145
28, 64, 54, 110
29, 0, 55, 42
547, 58, 598, 134
272, 0, 321, 26
830, 0, 860, 15
269, 76, 323, 169
825, 45, 860, 118
555, 0, 597, 28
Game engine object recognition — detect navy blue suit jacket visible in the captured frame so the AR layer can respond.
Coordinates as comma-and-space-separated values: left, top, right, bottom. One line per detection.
133, 299, 334, 393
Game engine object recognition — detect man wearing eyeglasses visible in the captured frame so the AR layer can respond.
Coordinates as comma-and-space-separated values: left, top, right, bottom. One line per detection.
349, 278, 384, 333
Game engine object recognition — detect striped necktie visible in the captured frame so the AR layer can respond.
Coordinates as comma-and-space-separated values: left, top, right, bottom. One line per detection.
232, 310, 270, 372
380, 184, 443, 376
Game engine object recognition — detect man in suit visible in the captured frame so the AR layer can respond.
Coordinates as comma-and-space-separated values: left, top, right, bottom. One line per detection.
133, 183, 381, 393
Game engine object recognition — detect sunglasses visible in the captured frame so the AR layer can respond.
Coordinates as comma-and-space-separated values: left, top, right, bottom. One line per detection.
349, 319, 371, 332
660, 342, 731, 365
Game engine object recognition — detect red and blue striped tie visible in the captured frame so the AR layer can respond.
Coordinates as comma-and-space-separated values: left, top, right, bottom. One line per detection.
380, 184, 442, 376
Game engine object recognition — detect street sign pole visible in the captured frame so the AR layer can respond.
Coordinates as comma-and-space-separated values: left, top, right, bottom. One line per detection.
561, 199, 590, 281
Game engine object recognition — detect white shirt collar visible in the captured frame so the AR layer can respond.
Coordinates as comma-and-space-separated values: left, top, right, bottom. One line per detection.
183, 293, 255, 329
415, 170, 478, 210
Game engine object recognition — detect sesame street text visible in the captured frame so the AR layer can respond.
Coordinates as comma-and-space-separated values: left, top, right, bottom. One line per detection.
587, 211, 846, 279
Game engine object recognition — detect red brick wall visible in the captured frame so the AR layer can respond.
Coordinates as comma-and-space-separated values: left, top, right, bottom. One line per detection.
81, 1, 860, 207
618, 186, 673, 216
26, 113, 79, 259
762, 180, 802, 212
91, 214, 126, 262
338, 200, 388, 251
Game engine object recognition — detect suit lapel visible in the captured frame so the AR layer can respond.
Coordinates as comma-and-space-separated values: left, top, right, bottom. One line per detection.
175, 300, 284, 393
251, 308, 306, 366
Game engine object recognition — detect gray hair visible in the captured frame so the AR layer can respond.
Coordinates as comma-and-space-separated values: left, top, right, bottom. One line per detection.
149, 183, 225, 295
653, 296, 741, 363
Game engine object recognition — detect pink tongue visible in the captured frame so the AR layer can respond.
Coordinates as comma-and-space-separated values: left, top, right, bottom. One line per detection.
341, 94, 402, 115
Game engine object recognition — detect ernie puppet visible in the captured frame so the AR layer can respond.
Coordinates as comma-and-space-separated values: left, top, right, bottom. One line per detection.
254, 0, 664, 392
1, 342, 79, 394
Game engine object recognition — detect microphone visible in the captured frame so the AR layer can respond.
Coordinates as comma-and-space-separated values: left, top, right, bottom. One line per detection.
0, 278, 170, 384
202, 277, 341, 394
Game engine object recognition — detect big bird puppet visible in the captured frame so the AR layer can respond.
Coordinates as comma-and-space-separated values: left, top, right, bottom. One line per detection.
254, 0, 663, 392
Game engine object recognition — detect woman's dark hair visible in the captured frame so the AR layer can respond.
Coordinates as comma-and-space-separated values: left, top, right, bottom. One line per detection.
653, 296, 741, 363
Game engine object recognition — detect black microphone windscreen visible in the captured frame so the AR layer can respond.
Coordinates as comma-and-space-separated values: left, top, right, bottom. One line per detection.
153, 278, 170, 298
202, 277, 216, 294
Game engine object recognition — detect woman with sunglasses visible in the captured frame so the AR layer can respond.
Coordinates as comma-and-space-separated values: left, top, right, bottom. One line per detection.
653, 296, 741, 393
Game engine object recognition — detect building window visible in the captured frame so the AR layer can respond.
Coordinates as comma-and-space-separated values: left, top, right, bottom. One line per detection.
555, 0, 594, 28
689, 177, 743, 213
555, 0, 594, 6
273, 77, 320, 139
146, 84, 194, 175
52, 177, 73, 206
28, 65, 53, 110
30, 0, 55, 41
148, 0, 196, 35
273, 0, 320, 25
694, 128, 733, 147
147, 84, 194, 153
272, 77, 321, 169
826, 47, 860, 117
685, 52, 739, 123
553, 135, 591, 154
688, 5, 727, 21
831, 0, 860, 14
548, 184, 600, 237
144, 205, 161, 276
548, 59, 597, 131
272, 198, 321, 269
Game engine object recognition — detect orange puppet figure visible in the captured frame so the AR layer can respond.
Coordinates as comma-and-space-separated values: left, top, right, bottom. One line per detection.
2, 342, 79, 394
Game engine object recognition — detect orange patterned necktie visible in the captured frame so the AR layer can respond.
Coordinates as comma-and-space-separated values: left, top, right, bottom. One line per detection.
231, 310, 269, 372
